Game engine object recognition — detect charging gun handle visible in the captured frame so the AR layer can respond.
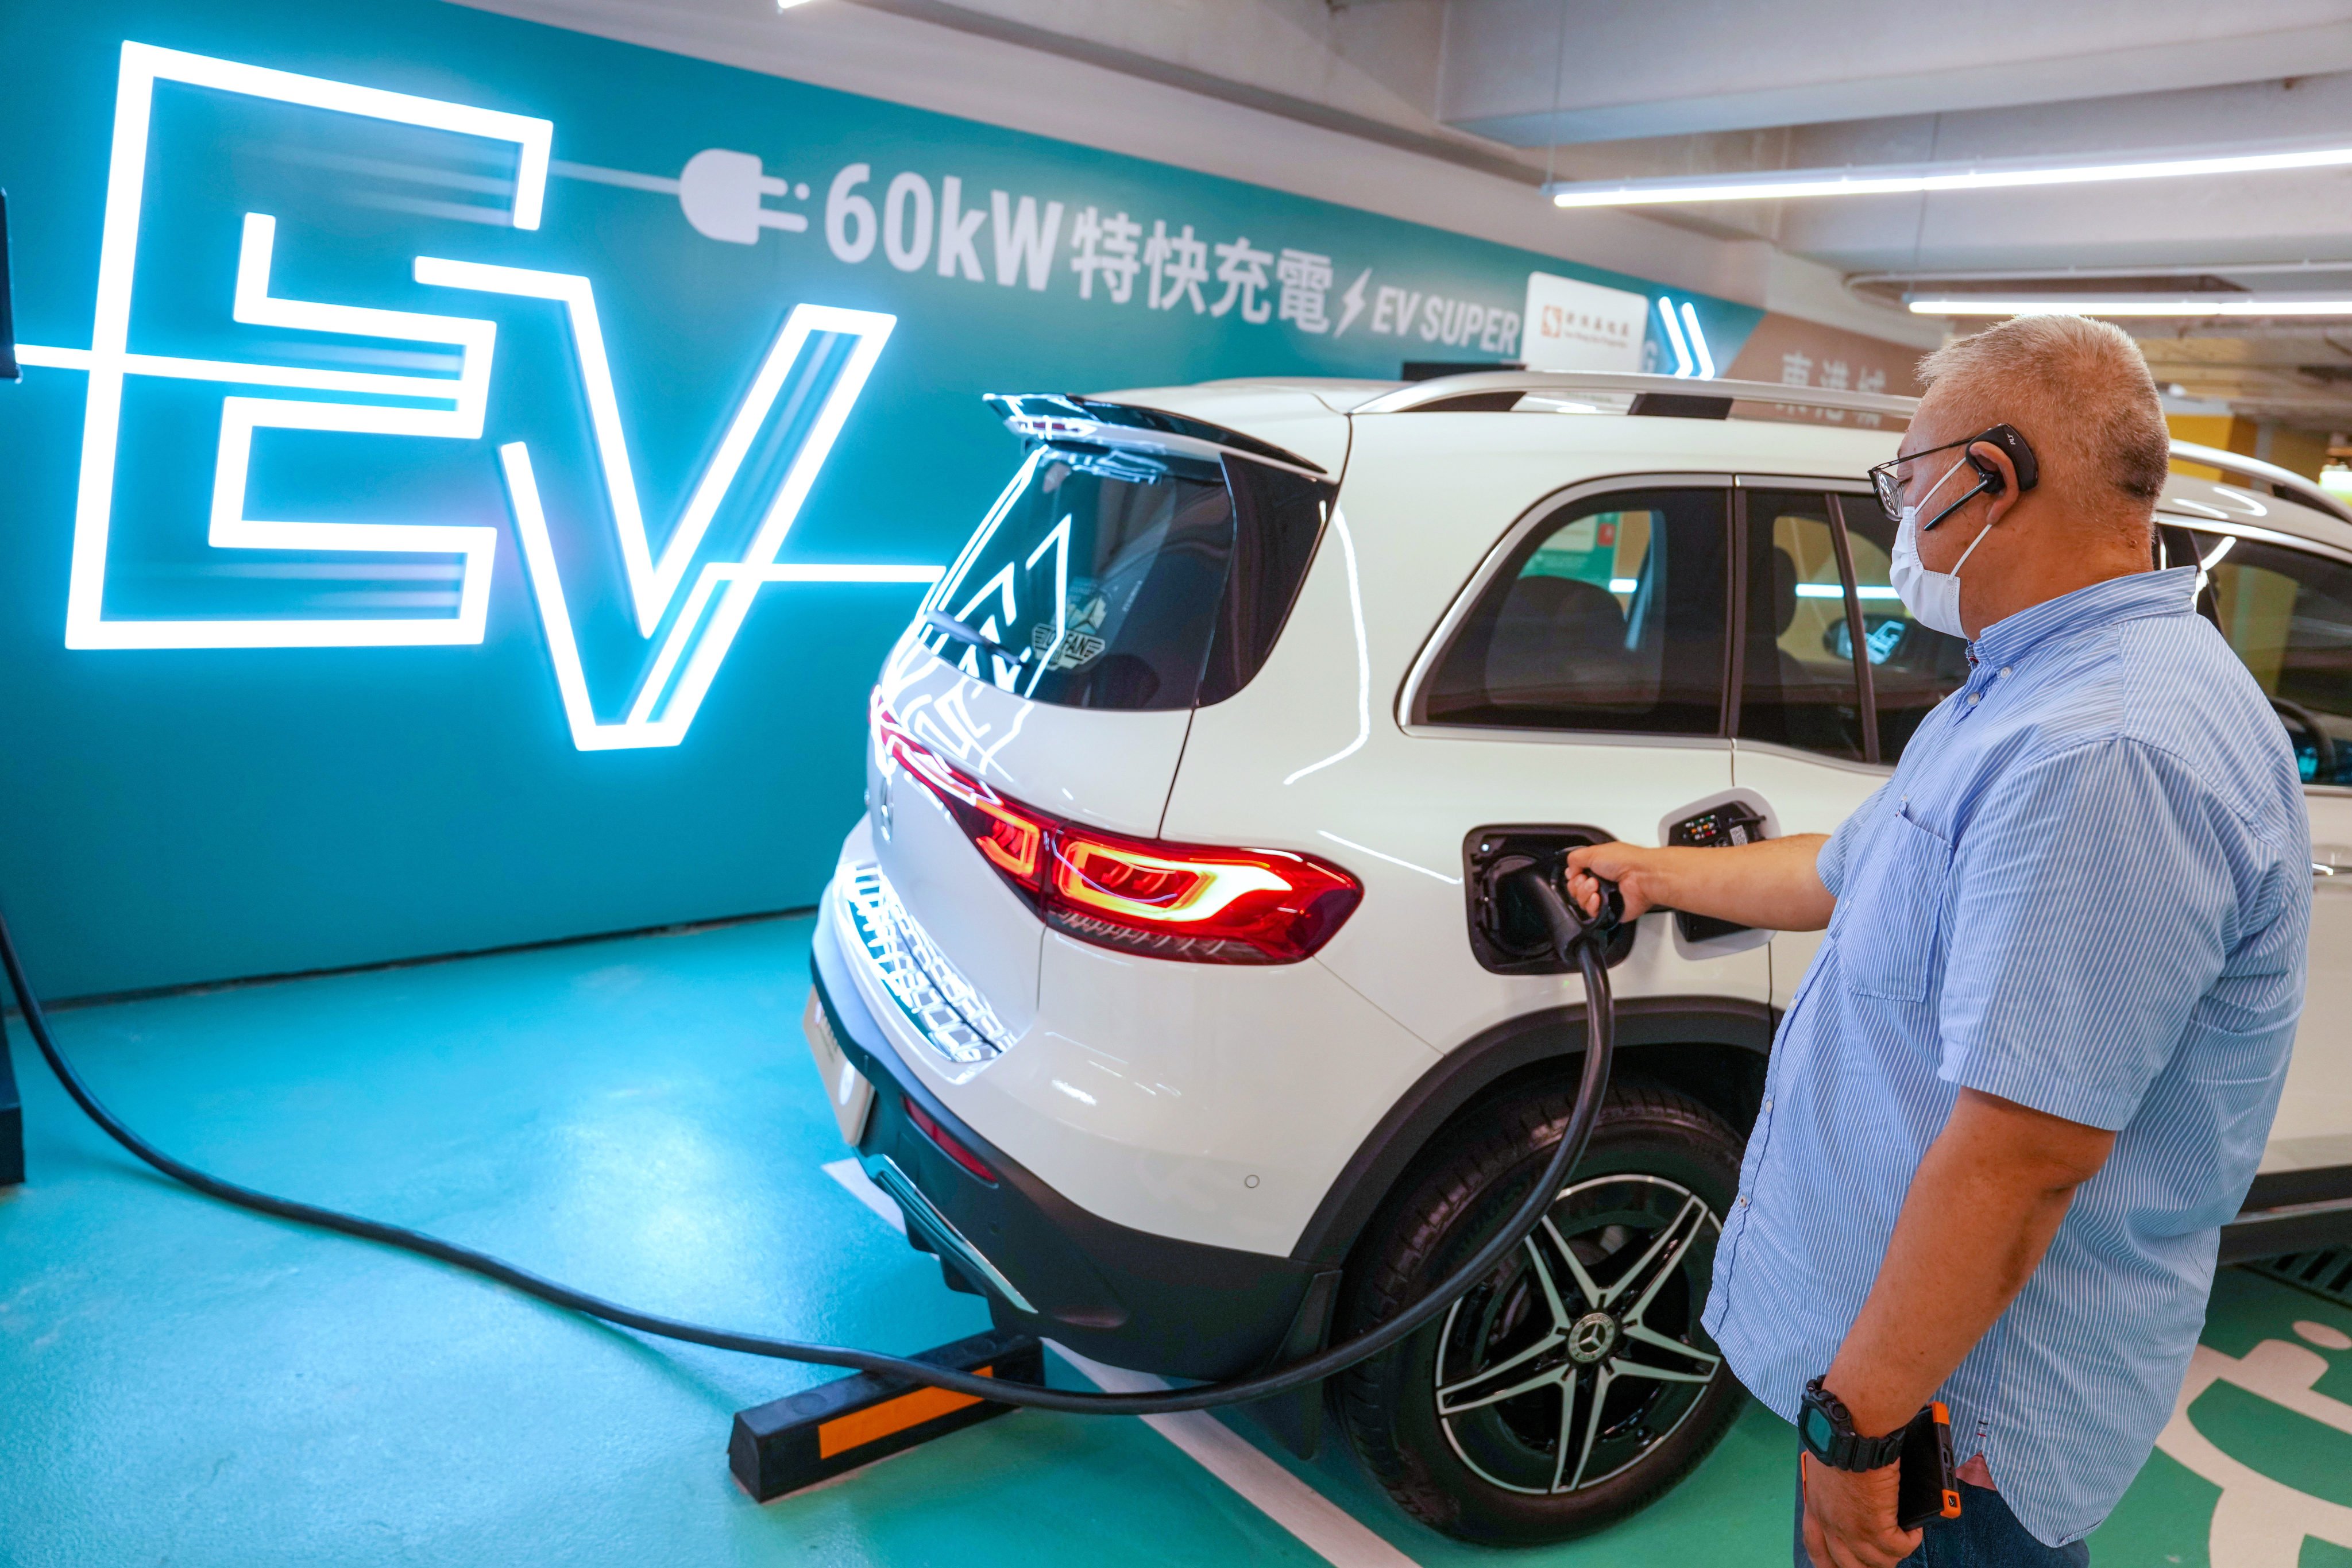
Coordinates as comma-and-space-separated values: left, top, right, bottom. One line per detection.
1576, 870, 1626, 934
1512, 865, 1623, 964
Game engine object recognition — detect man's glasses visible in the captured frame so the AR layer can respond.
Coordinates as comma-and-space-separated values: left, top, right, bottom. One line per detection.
1867, 430, 2000, 524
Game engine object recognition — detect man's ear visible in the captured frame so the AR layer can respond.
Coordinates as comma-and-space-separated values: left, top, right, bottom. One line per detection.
1969, 442, 2023, 527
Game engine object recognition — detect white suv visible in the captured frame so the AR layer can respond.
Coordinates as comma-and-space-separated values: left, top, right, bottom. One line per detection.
802, 370, 2352, 1543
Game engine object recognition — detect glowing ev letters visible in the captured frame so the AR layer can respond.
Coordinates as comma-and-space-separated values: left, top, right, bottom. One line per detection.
17, 41, 931, 751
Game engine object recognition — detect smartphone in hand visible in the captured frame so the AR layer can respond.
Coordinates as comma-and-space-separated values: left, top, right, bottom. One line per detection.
1896, 1401, 1963, 1530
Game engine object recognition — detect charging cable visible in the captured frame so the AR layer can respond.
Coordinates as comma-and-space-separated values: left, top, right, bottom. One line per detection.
0, 878, 1617, 1415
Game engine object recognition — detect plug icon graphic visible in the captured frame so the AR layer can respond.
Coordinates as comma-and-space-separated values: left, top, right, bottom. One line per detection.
678, 149, 810, 244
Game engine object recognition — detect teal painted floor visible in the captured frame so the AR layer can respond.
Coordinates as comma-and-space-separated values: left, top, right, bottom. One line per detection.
1, 916, 2347, 1566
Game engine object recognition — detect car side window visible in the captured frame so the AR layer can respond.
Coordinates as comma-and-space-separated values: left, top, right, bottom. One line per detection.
1737, 491, 1867, 762
2189, 530, 2352, 786
1836, 503, 1972, 763
1423, 488, 1731, 735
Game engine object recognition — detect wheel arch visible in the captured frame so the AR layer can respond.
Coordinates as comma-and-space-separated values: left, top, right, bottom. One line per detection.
1288, 997, 1774, 1269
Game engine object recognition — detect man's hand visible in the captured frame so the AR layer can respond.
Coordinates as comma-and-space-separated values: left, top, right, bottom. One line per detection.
1563, 833, 1836, 933
1564, 842, 1666, 922
1800, 1454, 1921, 1568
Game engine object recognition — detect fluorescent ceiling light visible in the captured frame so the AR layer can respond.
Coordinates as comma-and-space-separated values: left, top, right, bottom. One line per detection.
1547, 143, 2352, 208
1908, 294, 2352, 318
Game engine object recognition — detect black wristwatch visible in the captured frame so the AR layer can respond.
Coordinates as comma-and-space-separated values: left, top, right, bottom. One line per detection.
1799, 1377, 1907, 1472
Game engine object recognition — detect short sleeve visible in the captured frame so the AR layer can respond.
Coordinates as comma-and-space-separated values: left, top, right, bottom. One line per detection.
1938, 739, 2236, 1130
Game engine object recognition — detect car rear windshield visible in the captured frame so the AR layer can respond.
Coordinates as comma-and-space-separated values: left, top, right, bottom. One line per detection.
922, 441, 1328, 710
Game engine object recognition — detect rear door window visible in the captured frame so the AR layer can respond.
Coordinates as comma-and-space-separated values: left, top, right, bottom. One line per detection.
924, 444, 1326, 711
2189, 530, 2352, 785
1422, 488, 1731, 735
1836, 504, 1972, 762
1737, 491, 1867, 762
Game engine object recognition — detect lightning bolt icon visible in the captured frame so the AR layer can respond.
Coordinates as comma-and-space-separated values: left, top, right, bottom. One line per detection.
1335, 268, 1370, 338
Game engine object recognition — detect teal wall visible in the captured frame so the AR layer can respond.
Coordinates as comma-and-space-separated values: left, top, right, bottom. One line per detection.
0, 0, 1760, 997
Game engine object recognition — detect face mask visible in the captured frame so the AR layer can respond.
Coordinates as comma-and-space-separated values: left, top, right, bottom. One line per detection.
1888, 455, 1996, 638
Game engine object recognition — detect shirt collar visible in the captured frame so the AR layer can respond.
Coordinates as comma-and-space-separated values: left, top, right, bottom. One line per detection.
1967, 565, 2198, 672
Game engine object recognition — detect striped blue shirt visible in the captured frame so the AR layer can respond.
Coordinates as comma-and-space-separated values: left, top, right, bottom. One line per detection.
1704, 565, 2310, 1546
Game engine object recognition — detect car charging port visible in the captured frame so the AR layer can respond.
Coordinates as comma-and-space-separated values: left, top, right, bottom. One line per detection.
1464, 826, 1636, 974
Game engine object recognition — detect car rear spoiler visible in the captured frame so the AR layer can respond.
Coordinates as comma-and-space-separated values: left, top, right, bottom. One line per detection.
983, 392, 1329, 476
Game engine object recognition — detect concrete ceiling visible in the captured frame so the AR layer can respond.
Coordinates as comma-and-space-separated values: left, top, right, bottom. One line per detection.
1438, 0, 2352, 432
1440, 0, 2352, 147
462, 0, 2352, 431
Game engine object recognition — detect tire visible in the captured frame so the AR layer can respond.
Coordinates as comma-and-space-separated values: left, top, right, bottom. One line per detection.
1334, 1076, 1749, 1545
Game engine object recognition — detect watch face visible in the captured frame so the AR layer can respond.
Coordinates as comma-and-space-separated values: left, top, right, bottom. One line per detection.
1802, 1407, 1836, 1452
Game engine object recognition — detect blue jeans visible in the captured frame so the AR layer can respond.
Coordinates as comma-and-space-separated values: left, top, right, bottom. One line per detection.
1794, 1467, 2090, 1567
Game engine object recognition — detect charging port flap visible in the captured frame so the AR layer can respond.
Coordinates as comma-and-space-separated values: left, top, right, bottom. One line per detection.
1658, 790, 1781, 959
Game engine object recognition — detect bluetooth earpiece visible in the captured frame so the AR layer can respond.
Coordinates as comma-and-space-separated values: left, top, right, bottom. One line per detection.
1965, 424, 2040, 498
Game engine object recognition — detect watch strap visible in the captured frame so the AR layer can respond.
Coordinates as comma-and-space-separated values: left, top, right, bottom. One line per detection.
1801, 1377, 1910, 1472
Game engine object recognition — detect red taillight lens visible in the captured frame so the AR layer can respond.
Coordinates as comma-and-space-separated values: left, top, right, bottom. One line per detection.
874, 694, 1049, 890
971, 799, 1044, 883
872, 697, 1361, 965
903, 1095, 996, 1184
1048, 829, 1359, 964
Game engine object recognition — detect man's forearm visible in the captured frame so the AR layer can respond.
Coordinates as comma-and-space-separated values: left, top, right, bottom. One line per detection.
1821, 1089, 2117, 1438
1580, 833, 1836, 931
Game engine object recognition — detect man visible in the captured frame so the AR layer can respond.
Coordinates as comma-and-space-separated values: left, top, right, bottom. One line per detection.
1567, 314, 2310, 1567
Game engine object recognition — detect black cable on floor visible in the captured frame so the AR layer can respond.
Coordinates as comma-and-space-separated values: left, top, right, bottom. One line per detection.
0, 893, 1612, 1415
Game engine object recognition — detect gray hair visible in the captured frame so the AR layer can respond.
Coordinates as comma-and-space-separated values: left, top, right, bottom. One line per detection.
1916, 315, 2172, 515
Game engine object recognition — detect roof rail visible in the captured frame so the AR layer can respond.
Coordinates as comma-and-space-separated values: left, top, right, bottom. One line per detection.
2168, 438, 2352, 524
1353, 376, 2352, 524
1351, 369, 1918, 421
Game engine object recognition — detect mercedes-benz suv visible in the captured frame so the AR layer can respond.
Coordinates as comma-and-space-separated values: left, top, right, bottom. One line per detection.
802, 369, 2352, 1542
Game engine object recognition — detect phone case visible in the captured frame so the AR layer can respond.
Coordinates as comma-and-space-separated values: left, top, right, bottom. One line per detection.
1895, 1401, 1962, 1530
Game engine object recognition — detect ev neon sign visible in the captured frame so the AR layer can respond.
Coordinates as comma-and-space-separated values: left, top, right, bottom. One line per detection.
14, 42, 934, 751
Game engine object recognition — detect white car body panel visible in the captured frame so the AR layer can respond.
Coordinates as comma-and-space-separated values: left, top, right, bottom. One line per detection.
1008, 929, 1436, 1253
1732, 741, 1887, 1011
828, 824, 1439, 1254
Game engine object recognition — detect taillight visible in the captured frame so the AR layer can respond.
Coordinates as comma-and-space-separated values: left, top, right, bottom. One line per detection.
874, 693, 1052, 888
1046, 829, 1357, 964
970, 798, 1045, 883
872, 697, 1360, 964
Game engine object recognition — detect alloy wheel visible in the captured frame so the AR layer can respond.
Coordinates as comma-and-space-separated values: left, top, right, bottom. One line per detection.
1432, 1172, 1725, 1495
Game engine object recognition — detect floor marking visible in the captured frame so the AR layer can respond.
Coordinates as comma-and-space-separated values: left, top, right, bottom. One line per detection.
1046, 1341, 1422, 1568
822, 1158, 906, 1233
2297, 1320, 2352, 1351
818, 1158, 1422, 1567
2153, 1335, 2352, 1565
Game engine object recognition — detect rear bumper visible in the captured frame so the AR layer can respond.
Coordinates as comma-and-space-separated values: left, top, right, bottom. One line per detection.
809, 909, 1321, 1380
